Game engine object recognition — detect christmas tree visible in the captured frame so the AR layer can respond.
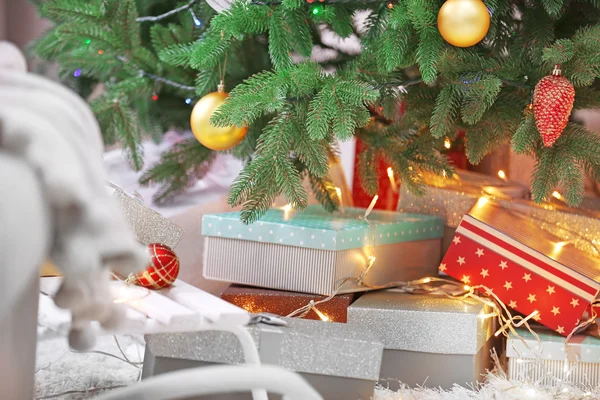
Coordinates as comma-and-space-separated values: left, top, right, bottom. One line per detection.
34, 0, 600, 223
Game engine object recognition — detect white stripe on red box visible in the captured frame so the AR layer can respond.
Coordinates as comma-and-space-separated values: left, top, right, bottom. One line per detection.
457, 215, 600, 302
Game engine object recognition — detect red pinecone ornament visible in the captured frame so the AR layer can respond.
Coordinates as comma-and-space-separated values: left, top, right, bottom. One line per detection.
533, 65, 575, 147
129, 243, 180, 289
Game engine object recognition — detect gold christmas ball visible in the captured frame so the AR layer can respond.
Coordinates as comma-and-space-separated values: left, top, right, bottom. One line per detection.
190, 90, 247, 151
437, 0, 490, 48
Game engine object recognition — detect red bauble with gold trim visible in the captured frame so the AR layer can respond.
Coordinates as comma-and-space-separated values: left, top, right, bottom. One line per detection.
132, 243, 180, 289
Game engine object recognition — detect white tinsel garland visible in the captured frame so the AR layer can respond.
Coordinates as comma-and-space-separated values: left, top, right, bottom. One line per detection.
374, 371, 600, 400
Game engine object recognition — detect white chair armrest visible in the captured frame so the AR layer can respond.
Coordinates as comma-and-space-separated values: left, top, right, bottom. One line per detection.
96, 364, 323, 400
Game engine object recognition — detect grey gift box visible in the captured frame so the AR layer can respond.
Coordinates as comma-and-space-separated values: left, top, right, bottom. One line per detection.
347, 290, 500, 390
143, 317, 384, 399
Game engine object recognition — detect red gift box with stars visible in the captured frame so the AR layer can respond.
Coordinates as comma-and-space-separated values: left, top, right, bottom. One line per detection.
440, 200, 600, 336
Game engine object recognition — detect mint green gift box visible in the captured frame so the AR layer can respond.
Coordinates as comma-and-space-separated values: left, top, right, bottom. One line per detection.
202, 206, 444, 295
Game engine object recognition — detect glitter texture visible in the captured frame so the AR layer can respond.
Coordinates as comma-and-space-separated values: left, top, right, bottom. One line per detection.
398, 171, 528, 228
112, 189, 183, 249
499, 199, 600, 259
145, 317, 383, 380
347, 291, 494, 355
221, 285, 355, 322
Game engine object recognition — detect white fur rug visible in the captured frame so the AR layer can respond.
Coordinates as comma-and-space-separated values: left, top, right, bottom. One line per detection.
35, 289, 600, 400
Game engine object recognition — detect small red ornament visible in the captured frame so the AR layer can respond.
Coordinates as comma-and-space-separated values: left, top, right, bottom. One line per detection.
129, 243, 180, 289
152, 93, 159, 101
533, 65, 575, 147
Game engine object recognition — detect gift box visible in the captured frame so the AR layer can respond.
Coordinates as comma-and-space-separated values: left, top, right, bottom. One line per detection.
347, 290, 499, 389
202, 206, 444, 296
441, 201, 600, 336
507, 327, 600, 386
398, 170, 528, 254
221, 285, 355, 323
498, 198, 600, 259
143, 317, 384, 400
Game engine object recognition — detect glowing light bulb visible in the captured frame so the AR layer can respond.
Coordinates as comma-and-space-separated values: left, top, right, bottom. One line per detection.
312, 307, 330, 322
335, 187, 345, 213
282, 203, 293, 220
423, 278, 431, 283
497, 170, 506, 180
312, 6, 320, 15
185, 98, 192, 105
73, 68, 82, 77
463, 285, 470, 291
387, 167, 398, 192
562, 388, 569, 393
85, 39, 91, 45
365, 195, 379, 218
97, 49, 104, 55
477, 197, 489, 207
444, 138, 451, 149
552, 191, 562, 200
152, 93, 159, 101
366, 255, 377, 270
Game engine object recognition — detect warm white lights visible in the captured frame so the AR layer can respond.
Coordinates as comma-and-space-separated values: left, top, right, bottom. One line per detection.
335, 187, 345, 213
387, 167, 399, 192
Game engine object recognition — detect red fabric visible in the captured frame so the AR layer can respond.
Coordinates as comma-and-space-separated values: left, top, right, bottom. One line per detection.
352, 138, 399, 210
441, 219, 593, 337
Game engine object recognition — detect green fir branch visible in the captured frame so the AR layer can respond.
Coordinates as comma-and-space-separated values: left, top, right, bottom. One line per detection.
140, 139, 216, 203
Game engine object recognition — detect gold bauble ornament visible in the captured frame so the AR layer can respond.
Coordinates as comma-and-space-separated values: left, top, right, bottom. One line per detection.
190, 85, 247, 151
437, 0, 490, 48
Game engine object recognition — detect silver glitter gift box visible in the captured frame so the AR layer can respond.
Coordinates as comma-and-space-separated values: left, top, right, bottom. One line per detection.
347, 290, 500, 390
107, 184, 183, 249
143, 317, 384, 400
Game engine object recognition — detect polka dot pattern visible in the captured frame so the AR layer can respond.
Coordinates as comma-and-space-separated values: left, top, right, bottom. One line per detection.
202, 206, 443, 251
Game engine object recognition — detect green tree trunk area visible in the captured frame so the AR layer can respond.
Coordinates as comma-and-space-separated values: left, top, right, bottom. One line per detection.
34, 0, 600, 223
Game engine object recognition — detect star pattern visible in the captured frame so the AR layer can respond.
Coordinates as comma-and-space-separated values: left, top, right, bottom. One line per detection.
440, 229, 591, 337
571, 298, 579, 307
